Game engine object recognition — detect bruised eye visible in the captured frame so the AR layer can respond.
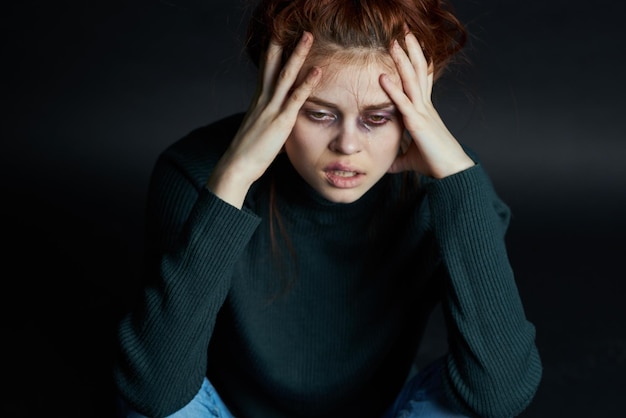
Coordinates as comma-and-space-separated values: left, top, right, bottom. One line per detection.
361, 113, 392, 128
366, 115, 389, 124
306, 110, 336, 122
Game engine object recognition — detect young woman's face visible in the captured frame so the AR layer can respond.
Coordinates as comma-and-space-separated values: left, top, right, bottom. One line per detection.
285, 55, 404, 203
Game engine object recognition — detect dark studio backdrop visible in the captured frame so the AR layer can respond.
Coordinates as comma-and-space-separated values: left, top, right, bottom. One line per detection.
3, 0, 625, 416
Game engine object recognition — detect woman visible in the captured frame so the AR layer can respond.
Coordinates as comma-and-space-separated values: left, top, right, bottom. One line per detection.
113, 0, 542, 417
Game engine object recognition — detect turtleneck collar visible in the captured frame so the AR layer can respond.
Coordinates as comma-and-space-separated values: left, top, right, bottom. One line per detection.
270, 153, 389, 226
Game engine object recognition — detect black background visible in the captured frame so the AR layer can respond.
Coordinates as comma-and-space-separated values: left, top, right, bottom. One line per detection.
3, 0, 625, 416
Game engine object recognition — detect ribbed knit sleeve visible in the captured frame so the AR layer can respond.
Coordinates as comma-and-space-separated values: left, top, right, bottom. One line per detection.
113, 117, 261, 417
426, 164, 542, 418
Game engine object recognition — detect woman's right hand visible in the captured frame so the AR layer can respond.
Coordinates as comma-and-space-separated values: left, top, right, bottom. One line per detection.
206, 31, 322, 208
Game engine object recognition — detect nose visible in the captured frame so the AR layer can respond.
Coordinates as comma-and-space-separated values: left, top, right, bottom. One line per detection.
329, 123, 363, 155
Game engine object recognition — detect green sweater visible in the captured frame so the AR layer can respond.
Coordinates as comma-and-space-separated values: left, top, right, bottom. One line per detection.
114, 113, 541, 418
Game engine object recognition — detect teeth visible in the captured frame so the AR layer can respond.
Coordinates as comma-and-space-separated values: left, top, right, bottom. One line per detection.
331, 170, 356, 177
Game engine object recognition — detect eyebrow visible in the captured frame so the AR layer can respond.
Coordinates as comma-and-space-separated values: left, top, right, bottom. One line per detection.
305, 96, 396, 112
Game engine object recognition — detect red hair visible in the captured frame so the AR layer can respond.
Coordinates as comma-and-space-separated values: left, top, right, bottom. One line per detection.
246, 0, 467, 80
244, 0, 465, 294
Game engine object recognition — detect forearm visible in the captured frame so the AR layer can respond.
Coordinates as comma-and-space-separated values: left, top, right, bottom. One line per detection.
114, 189, 260, 417
427, 164, 542, 417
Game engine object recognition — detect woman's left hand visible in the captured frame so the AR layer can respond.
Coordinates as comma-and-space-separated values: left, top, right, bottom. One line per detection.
380, 32, 475, 179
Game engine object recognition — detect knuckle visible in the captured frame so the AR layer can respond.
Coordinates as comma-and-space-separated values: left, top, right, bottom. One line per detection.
290, 89, 303, 103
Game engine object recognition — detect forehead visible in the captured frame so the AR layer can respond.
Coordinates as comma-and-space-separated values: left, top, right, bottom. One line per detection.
304, 52, 399, 107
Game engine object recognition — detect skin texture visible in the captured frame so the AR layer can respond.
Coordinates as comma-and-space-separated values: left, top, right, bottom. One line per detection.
285, 56, 404, 203
206, 31, 475, 208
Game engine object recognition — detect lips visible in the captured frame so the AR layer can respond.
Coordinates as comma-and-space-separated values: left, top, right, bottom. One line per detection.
324, 162, 361, 174
323, 163, 364, 188
328, 170, 358, 177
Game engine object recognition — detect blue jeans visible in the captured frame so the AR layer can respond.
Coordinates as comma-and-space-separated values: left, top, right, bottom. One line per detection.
381, 358, 467, 418
121, 358, 466, 418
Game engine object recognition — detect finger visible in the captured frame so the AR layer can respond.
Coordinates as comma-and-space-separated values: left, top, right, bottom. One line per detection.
261, 40, 283, 95
404, 33, 430, 99
243, 40, 282, 126
249, 40, 283, 109
404, 33, 428, 73
281, 66, 322, 121
426, 62, 434, 94
269, 31, 314, 109
390, 39, 422, 102
379, 72, 419, 126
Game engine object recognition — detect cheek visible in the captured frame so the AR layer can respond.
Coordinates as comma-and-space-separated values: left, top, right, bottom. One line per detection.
285, 120, 320, 163
286, 120, 308, 151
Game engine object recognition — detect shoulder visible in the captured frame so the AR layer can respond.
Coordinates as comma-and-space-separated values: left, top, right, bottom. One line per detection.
153, 113, 245, 188
162, 112, 245, 164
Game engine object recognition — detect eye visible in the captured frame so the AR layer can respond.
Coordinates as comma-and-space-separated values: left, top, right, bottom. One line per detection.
306, 110, 336, 122
362, 113, 391, 127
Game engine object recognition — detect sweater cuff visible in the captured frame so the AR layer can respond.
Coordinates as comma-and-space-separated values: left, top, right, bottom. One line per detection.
424, 164, 494, 209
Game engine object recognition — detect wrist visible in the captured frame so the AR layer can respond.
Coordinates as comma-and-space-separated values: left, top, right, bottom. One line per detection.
206, 161, 254, 209
432, 156, 475, 179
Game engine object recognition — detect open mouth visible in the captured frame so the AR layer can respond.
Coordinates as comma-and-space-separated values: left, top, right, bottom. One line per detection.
328, 170, 358, 177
